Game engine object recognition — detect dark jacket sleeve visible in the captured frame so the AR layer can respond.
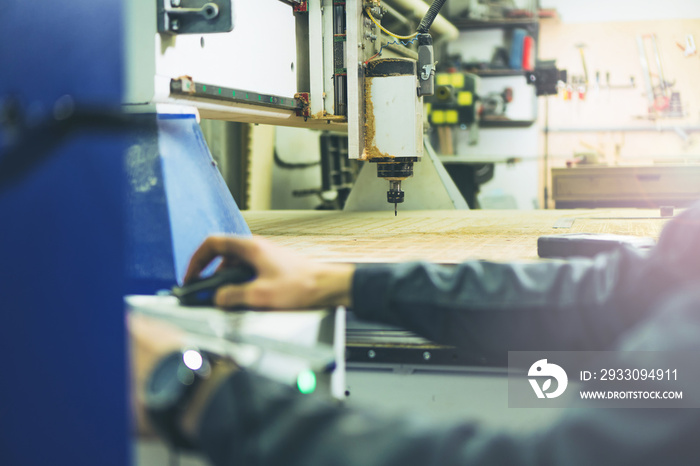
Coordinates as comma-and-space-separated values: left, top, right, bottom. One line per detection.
196, 369, 531, 466
195, 287, 700, 466
350, 204, 700, 361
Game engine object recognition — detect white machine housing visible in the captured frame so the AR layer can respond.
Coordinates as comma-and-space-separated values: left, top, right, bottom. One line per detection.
123, 0, 430, 161
365, 65, 423, 158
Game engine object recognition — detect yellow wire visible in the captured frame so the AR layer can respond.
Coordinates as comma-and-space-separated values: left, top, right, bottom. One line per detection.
365, 8, 418, 41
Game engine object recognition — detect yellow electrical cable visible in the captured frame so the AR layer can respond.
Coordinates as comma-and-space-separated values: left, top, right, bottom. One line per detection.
365, 8, 418, 41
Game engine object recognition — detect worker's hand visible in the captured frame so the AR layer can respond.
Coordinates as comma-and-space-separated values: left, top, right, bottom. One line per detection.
128, 313, 186, 437
184, 236, 355, 309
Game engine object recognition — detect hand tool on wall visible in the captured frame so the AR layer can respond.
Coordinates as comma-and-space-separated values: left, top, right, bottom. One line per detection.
575, 43, 589, 86
636, 34, 681, 118
676, 34, 696, 57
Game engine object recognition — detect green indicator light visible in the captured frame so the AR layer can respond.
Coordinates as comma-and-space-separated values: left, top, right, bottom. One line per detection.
202, 85, 207, 92
232, 90, 236, 97
218, 88, 222, 94
258, 95, 262, 101
270, 96, 274, 102
296, 370, 316, 394
246, 93, 249, 99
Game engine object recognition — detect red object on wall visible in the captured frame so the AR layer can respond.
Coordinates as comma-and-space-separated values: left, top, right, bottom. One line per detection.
522, 36, 535, 71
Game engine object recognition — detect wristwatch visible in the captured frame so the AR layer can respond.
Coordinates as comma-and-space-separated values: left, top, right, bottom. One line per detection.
145, 348, 216, 450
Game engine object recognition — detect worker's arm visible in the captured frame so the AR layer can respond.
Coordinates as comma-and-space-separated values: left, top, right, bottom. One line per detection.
186, 204, 700, 360
128, 314, 187, 437
184, 236, 355, 310
185, 236, 661, 361
350, 203, 700, 361
351, 249, 653, 362
193, 287, 700, 466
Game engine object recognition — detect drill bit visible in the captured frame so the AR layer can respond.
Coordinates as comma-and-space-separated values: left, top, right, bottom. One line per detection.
387, 180, 403, 217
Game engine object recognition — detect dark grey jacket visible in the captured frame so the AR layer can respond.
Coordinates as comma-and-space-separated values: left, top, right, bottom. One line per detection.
196, 204, 700, 465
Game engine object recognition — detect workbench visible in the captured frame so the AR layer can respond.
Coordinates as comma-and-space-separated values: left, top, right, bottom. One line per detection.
552, 166, 700, 209
243, 208, 671, 263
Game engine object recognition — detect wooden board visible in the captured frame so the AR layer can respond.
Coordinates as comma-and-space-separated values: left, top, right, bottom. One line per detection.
243, 209, 672, 264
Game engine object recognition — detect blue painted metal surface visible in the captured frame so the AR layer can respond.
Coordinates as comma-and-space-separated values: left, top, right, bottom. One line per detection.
126, 114, 250, 293
158, 115, 251, 284
3, 3, 251, 463
1, 1, 131, 465
0, 134, 133, 465
125, 120, 178, 294
1, 1, 124, 131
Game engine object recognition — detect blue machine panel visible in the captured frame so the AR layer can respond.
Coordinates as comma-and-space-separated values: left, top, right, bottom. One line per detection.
158, 115, 251, 284
0, 132, 132, 465
2, 1, 131, 464
125, 120, 178, 294
1, 1, 124, 137
126, 114, 250, 293
3, 2, 251, 463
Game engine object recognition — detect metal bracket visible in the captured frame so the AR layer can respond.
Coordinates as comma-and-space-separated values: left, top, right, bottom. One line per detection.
420, 63, 435, 81
157, 0, 233, 35
417, 34, 435, 96
294, 92, 311, 119
292, 1, 308, 13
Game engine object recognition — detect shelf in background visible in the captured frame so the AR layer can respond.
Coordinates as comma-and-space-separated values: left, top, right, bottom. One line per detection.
439, 156, 535, 164
479, 117, 535, 128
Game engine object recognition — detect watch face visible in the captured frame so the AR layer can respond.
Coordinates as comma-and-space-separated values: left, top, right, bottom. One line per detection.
148, 353, 188, 405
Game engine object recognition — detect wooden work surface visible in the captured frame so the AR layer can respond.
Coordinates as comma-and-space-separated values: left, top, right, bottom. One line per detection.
242, 209, 673, 264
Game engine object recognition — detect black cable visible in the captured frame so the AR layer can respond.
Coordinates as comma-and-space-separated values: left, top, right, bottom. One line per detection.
273, 150, 320, 169
417, 0, 448, 34
0, 105, 154, 194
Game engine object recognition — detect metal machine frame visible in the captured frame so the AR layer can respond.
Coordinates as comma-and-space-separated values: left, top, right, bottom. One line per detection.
124, 0, 459, 211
